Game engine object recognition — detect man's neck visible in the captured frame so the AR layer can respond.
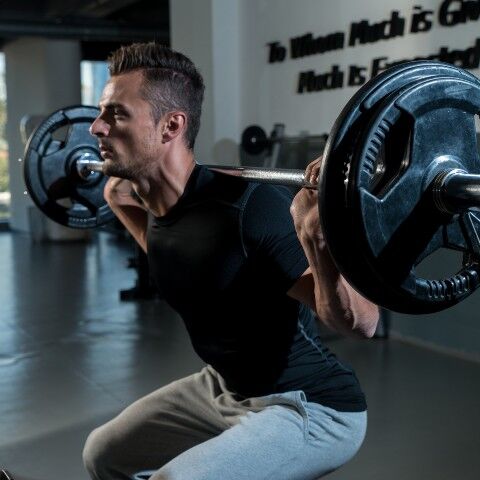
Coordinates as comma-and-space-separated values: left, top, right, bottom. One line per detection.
132, 150, 196, 217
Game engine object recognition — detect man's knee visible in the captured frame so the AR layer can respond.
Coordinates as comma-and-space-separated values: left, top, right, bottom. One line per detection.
83, 423, 119, 478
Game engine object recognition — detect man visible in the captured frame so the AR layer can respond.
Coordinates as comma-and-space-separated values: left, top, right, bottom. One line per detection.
83, 42, 379, 480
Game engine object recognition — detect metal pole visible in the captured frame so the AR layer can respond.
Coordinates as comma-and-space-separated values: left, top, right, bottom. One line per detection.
76, 157, 316, 189
206, 165, 315, 189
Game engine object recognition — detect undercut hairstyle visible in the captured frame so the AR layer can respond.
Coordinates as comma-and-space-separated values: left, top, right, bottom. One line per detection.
108, 42, 205, 150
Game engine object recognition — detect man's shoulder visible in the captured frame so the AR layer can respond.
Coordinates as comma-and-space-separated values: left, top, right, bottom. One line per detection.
195, 165, 295, 213
197, 165, 257, 208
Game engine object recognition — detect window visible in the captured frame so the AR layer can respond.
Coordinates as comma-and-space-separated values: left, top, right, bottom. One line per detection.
81, 60, 109, 106
0, 53, 8, 220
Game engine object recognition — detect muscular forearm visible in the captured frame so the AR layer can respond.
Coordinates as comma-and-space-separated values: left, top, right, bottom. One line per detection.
290, 157, 379, 337
105, 178, 149, 253
109, 203, 149, 253
299, 231, 379, 338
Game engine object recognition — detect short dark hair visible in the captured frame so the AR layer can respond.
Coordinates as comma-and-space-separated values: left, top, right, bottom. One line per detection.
108, 42, 205, 150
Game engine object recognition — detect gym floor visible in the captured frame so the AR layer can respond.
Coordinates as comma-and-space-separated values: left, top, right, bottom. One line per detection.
1, 231, 479, 480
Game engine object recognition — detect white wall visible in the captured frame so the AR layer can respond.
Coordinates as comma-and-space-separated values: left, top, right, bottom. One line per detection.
239, 0, 480, 136
170, 0, 214, 165
171, 0, 243, 166
170, 0, 480, 358
172, 0, 480, 149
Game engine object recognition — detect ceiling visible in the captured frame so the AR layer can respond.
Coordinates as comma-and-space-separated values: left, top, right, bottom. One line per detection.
0, 0, 170, 60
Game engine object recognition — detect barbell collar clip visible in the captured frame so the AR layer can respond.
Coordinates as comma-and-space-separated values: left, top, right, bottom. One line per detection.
433, 169, 480, 214
76, 158, 104, 179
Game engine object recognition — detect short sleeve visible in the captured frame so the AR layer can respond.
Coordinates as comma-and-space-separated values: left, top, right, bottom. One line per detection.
241, 183, 309, 291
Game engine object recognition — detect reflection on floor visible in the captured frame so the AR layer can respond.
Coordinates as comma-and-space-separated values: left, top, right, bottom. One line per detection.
1, 231, 479, 480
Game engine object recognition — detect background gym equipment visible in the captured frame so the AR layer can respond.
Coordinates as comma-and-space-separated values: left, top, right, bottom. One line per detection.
120, 244, 161, 302
240, 123, 328, 170
0, 470, 14, 480
22, 60, 480, 314
240, 123, 283, 172
241, 124, 277, 156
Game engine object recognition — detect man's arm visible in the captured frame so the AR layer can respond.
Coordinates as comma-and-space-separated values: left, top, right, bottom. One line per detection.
104, 177, 149, 253
288, 159, 379, 338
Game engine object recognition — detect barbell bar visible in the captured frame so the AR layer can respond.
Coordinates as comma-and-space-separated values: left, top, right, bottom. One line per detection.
76, 157, 318, 189
77, 157, 480, 212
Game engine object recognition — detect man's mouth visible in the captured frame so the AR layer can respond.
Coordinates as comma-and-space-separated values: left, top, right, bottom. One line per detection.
99, 146, 113, 159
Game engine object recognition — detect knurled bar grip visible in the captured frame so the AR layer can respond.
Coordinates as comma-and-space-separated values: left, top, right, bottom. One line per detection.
206, 165, 315, 189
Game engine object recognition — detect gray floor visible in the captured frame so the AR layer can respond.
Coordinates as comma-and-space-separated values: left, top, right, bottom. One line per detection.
1, 231, 479, 480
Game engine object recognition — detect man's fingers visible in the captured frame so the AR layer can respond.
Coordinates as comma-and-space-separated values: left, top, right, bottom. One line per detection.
304, 156, 323, 185
310, 164, 321, 184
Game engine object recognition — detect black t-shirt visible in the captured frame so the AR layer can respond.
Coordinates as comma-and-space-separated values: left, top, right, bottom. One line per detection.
147, 164, 367, 412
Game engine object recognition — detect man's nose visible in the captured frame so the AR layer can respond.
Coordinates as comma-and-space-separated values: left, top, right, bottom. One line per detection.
90, 116, 109, 137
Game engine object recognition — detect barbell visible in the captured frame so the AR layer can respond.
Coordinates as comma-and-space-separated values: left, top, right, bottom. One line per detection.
22, 60, 480, 314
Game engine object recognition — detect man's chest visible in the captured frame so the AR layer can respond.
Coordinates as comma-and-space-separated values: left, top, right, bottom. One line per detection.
147, 205, 246, 297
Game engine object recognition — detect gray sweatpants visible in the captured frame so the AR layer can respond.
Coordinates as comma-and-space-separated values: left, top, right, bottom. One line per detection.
83, 366, 367, 480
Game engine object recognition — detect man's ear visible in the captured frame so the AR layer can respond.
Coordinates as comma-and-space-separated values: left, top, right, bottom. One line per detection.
161, 112, 187, 143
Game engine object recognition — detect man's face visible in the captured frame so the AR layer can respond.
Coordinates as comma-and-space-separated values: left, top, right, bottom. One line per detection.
90, 70, 163, 180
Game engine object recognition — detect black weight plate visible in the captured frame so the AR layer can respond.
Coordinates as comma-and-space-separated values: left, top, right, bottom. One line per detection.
241, 125, 268, 155
347, 75, 480, 313
24, 105, 114, 229
318, 61, 479, 312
